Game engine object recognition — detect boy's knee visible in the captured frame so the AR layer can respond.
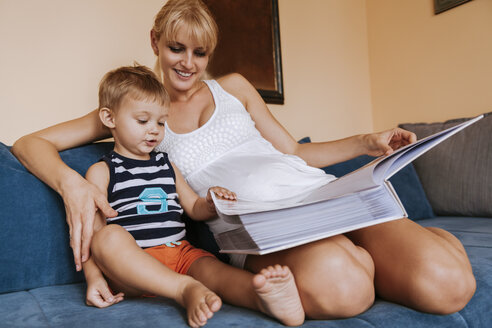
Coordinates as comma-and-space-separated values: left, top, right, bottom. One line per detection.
91, 224, 127, 254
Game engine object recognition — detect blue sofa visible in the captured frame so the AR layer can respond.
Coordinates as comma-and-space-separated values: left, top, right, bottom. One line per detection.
1, 114, 491, 327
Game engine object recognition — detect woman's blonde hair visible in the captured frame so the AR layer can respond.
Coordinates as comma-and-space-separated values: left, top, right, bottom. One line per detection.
152, 0, 218, 78
98, 65, 169, 111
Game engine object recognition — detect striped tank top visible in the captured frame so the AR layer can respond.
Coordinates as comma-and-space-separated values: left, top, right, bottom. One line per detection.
102, 151, 185, 248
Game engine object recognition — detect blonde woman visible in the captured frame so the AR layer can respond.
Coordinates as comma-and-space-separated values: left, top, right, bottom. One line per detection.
12, 0, 475, 320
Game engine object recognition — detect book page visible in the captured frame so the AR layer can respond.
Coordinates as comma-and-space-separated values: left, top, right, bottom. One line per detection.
212, 193, 300, 216
376, 114, 483, 180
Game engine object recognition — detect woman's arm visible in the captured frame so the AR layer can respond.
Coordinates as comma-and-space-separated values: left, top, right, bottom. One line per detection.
218, 74, 416, 168
12, 109, 110, 190
11, 110, 117, 271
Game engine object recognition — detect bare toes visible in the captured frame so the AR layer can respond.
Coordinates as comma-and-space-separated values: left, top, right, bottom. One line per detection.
206, 294, 222, 313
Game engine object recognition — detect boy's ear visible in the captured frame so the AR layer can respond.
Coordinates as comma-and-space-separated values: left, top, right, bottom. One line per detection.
99, 107, 116, 129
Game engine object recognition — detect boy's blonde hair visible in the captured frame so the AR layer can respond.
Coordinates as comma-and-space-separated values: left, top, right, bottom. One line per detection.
152, 0, 218, 79
98, 65, 169, 111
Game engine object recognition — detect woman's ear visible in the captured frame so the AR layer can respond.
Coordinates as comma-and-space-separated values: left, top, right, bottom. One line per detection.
99, 107, 116, 129
150, 30, 159, 56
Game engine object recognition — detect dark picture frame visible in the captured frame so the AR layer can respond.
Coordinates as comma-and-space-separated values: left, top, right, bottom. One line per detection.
203, 0, 284, 104
434, 0, 473, 14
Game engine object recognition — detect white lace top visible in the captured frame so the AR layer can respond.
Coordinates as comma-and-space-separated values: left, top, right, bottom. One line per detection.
155, 80, 335, 203
156, 80, 261, 178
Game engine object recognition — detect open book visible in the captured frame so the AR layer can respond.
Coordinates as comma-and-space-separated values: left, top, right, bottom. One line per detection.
211, 115, 484, 255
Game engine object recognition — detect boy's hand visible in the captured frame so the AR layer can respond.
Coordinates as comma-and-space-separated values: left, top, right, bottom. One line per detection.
206, 187, 237, 210
86, 276, 124, 308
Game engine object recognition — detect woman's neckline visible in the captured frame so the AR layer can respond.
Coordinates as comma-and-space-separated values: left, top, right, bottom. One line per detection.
165, 80, 218, 137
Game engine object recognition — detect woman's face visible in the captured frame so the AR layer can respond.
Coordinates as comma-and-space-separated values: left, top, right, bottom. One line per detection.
152, 26, 210, 93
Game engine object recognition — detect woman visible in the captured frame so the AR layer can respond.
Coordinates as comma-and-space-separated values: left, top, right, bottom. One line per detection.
12, 0, 475, 319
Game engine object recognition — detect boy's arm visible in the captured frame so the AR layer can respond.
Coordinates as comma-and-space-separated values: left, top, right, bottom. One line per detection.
171, 163, 236, 221
82, 162, 124, 307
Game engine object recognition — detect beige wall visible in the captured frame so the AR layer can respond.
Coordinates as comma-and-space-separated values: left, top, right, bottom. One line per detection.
6, 1, 487, 145
0, 0, 165, 145
0, 0, 373, 145
367, 0, 492, 130
271, 0, 373, 141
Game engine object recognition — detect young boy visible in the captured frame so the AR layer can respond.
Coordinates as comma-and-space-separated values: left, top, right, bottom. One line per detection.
83, 65, 305, 327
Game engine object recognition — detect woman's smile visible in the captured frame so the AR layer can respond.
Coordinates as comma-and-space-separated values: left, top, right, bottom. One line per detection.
174, 69, 193, 78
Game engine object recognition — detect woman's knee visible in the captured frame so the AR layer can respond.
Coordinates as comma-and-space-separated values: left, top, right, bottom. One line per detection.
410, 257, 476, 314
291, 238, 375, 319
416, 228, 476, 313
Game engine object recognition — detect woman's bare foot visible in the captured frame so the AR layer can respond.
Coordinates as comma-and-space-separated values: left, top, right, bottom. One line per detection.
177, 279, 222, 327
253, 265, 305, 326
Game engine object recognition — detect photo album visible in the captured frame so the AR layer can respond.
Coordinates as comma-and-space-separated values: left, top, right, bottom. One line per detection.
211, 115, 484, 255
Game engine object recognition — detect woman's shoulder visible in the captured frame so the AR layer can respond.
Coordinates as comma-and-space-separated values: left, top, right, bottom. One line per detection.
215, 73, 256, 105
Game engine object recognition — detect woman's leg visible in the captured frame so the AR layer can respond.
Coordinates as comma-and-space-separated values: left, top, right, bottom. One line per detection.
346, 218, 476, 314
187, 257, 305, 326
90, 224, 221, 328
244, 234, 376, 319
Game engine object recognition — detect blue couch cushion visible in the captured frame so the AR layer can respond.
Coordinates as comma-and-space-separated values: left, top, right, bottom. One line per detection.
0, 142, 113, 294
299, 137, 434, 220
2, 217, 491, 327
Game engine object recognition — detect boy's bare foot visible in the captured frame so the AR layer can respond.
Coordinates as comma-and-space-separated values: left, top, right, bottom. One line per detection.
253, 265, 305, 326
178, 279, 222, 328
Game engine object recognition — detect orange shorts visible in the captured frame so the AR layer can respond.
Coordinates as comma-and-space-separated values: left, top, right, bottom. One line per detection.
143, 240, 215, 275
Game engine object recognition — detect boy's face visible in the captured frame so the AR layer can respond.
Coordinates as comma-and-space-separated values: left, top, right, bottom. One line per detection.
112, 95, 168, 160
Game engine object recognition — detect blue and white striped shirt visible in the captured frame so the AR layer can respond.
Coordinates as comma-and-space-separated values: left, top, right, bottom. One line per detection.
102, 151, 185, 248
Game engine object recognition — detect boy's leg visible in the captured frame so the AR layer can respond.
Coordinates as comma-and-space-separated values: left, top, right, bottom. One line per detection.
346, 218, 476, 314
187, 256, 305, 327
90, 224, 221, 328
244, 234, 375, 319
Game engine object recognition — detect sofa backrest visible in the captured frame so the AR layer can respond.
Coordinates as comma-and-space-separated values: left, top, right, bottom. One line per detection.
400, 112, 492, 217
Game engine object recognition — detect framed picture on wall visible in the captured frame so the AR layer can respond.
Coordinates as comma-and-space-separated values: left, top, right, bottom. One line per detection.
434, 0, 473, 14
203, 0, 284, 104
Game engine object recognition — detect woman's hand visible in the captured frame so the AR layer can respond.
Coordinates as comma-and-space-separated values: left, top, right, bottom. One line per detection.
363, 128, 417, 157
62, 174, 117, 271
206, 187, 237, 211
85, 275, 124, 308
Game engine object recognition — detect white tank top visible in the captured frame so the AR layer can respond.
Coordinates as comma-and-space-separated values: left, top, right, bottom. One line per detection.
155, 80, 335, 203
156, 80, 335, 267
